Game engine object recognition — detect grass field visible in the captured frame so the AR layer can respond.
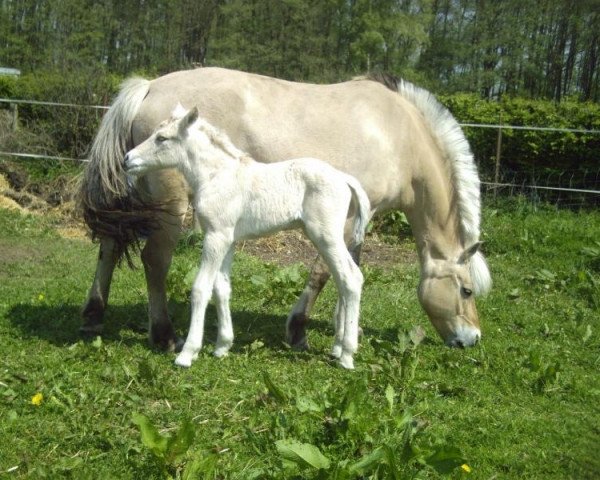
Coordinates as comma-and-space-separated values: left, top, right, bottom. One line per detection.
0, 200, 598, 479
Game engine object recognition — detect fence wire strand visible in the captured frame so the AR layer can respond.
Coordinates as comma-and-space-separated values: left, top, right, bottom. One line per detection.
1, 97, 599, 204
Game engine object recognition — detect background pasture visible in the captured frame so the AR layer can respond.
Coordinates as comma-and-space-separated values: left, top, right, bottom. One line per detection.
0, 197, 598, 478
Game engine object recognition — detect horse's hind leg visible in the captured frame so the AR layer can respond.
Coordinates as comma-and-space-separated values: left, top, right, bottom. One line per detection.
286, 256, 330, 349
141, 215, 184, 351
286, 244, 362, 349
80, 237, 118, 335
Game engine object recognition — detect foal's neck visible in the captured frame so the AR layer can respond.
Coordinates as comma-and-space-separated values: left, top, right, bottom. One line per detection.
183, 140, 247, 191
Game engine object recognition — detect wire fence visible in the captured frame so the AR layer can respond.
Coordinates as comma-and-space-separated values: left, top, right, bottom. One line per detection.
1, 97, 599, 207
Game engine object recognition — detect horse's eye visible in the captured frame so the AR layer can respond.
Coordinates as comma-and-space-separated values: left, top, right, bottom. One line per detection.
461, 287, 473, 298
156, 135, 168, 143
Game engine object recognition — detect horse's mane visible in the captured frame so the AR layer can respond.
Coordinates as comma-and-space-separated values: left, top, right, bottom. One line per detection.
365, 73, 491, 294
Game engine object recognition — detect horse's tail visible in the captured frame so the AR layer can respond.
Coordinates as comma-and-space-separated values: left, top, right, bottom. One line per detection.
345, 175, 371, 250
77, 78, 157, 264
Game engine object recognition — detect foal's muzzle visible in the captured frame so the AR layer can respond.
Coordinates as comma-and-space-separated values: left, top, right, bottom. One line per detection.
122, 152, 143, 175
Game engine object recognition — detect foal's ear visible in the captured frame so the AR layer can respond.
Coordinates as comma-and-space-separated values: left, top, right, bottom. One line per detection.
458, 241, 482, 264
185, 106, 199, 126
179, 106, 199, 134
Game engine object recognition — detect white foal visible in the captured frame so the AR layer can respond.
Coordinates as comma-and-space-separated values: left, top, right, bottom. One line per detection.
124, 106, 371, 369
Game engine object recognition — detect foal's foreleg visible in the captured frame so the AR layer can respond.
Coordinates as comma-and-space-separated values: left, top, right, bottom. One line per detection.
81, 237, 119, 334
175, 233, 232, 368
213, 246, 235, 358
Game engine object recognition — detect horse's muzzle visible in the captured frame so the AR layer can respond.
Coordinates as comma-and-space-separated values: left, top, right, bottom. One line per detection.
445, 327, 481, 348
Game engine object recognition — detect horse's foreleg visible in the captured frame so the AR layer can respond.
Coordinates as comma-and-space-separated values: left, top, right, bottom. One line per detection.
213, 246, 235, 358
80, 237, 118, 335
141, 219, 183, 351
286, 244, 362, 349
175, 233, 231, 368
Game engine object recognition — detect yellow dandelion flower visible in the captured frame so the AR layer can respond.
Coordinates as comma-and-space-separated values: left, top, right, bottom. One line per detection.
461, 464, 472, 473
38, 294, 45, 301
31, 392, 43, 406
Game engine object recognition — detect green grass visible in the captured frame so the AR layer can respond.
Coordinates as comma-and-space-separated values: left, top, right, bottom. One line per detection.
0, 200, 599, 479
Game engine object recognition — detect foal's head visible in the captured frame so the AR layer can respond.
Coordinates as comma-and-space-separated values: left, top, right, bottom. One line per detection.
123, 106, 203, 176
418, 242, 488, 348
124, 105, 238, 179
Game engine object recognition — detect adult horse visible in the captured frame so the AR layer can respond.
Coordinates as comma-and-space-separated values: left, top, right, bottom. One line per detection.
78, 67, 492, 351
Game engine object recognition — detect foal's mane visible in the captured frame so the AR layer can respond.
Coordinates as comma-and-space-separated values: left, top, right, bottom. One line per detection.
194, 117, 249, 161
364, 73, 481, 247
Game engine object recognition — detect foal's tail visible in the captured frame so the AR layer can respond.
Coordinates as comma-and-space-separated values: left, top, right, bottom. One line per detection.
77, 78, 156, 263
345, 175, 371, 250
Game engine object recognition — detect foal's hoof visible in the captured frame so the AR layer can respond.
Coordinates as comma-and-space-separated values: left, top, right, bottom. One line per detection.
213, 346, 230, 358
338, 353, 355, 370
174, 351, 196, 368
330, 344, 343, 359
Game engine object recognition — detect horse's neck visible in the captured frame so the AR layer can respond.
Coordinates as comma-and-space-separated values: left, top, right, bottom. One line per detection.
408, 176, 463, 266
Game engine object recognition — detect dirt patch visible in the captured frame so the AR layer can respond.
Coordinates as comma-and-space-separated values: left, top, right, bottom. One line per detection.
239, 230, 416, 270
0, 238, 42, 275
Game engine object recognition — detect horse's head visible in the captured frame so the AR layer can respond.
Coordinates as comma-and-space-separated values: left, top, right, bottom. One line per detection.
124, 105, 200, 176
418, 242, 488, 348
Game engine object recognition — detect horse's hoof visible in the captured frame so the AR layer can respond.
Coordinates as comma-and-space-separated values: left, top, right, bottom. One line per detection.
79, 322, 104, 336
174, 337, 186, 353
290, 337, 310, 351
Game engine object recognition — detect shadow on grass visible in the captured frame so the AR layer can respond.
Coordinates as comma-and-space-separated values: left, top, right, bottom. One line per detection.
7, 301, 150, 347
6, 300, 350, 355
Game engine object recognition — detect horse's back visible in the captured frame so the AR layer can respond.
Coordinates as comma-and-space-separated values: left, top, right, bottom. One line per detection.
133, 68, 437, 212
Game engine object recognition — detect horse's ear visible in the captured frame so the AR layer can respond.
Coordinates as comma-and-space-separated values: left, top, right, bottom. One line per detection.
458, 241, 482, 264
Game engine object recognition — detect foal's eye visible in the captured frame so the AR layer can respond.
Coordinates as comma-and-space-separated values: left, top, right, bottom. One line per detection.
156, 135, 168, 144
461, 287, 473, 298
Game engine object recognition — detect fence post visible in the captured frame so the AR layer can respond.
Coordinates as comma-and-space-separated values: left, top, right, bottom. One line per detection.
494, 124, 502, 197
10, 103, 18, 131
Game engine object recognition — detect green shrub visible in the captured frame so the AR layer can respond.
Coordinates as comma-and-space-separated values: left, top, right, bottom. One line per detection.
11, 68, 120, 159
440, 94, 600, 184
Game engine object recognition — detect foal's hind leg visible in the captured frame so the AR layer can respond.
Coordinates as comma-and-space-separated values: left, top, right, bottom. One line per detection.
81, 237, 119, 335
286, 244, 362, 349
309, 238, 363, 369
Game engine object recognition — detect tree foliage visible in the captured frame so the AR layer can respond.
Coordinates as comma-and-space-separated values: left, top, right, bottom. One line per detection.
1, 0, 598, 101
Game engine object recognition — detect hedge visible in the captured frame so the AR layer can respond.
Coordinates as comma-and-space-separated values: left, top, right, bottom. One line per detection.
440, 94, 600, 183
